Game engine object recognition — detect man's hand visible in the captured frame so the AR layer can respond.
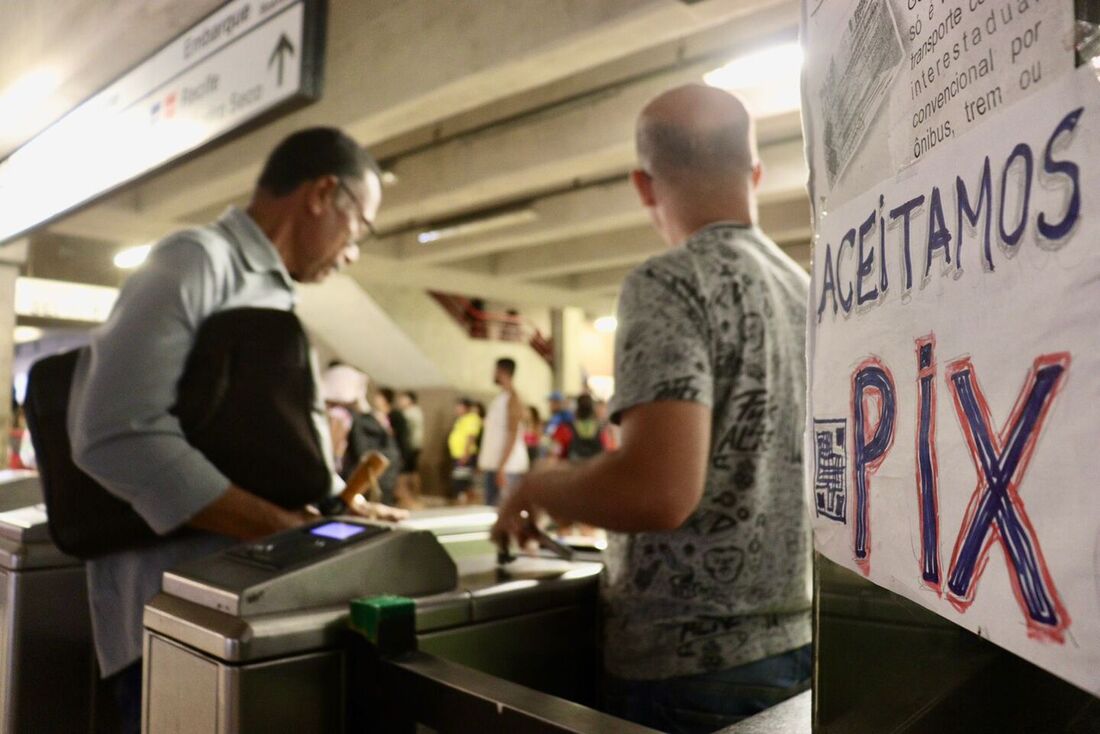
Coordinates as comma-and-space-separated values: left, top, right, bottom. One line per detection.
484, 402, 711, 534
495, 468, 507, 494
491, 480, 539, 551
345, 494, 409, 522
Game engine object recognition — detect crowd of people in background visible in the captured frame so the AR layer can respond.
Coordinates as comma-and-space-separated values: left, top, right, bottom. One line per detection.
321, 362, 424, 508
315, 353, 619, 511
317, 356, 620, 511
446, 363, 618, 507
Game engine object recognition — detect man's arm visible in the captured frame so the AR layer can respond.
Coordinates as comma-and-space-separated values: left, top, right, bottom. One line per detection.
493, 258, 715, 543
493, 400, 709, 540
190, 484, 309, 540
71, 234, 300, 537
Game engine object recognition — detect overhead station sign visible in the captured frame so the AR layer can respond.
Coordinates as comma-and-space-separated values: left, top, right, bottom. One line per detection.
802, 0, 1100, 693
0, 0, 325, 245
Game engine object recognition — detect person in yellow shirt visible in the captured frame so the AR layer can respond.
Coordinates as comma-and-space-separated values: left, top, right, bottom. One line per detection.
448, 398, 482, 504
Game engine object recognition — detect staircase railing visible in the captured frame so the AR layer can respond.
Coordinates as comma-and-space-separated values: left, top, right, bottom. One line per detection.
429, 292, 554, 366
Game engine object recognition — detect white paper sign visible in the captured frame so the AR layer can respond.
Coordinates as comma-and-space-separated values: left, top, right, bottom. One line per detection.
803, 0, 1100, 694
804, 0, 1074, 209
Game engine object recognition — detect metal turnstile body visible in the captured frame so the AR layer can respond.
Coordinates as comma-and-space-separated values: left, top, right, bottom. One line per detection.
0, 472, 97, 733
142, 509, 602, 733
814, 553, 1100, 732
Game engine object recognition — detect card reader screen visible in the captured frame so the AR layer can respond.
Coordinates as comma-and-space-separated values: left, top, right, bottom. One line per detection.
309, 521, 368, 541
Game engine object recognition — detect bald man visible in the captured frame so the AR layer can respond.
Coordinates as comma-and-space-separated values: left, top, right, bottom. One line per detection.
494, 85, 811, 731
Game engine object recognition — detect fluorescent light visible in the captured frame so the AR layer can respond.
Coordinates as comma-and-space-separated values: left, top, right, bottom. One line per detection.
704, 41, 803, 114
0, 67, 61, 143
380, 170, 398, 186
594, 316, 618, 333
16, 277, 118, 323
113, 243, 153, 269
15, 277, 119, 323
704, 41, 803, 89
417, 208, 538, 245
13, 326, 43, 344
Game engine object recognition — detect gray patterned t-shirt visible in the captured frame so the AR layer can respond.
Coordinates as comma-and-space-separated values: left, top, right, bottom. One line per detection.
604, 222, 812, 680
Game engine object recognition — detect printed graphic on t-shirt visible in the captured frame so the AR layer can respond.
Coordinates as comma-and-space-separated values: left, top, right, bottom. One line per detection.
604, 224, 812, 679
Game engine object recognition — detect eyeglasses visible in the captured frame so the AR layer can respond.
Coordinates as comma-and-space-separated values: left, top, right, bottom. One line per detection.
337, 179, 378, 244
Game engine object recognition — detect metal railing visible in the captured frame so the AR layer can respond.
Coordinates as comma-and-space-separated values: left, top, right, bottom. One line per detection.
430, 291, 554, 366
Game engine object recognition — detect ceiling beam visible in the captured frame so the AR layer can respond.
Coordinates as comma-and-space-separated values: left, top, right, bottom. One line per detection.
47, 204, 177, 244
345, 253, 606, 311
375, 65, 803, 231
563, 265, 639, 292
390, 136, 807, 266
495, 226, 661, 280
388, 177, 639, 265
536, 233, 812, 294
109, 0, 794, 224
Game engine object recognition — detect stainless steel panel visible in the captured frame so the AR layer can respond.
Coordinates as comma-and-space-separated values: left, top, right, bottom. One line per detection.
0, 570, 11, 732
0, 537, 79, 572
144, 632, 344, 734
145, 564, 601, 665
144, 636, 218, 734
0, 473, 41, 519
2, 564, 94, 732
813, 553, 1100, 733
163, 524, 457, 616
0, 504, 52, 545
221, 650, 343, 733
143, 586, 475, 663
415, 588, 473, 633
354, 650, 655, 733
467, 562, 601, 622
419, 605, 600, 706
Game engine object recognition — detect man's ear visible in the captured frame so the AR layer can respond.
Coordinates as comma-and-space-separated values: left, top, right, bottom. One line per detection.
630, 169, 657, 207
751, 162, 763, 191
307, 175, 340, 216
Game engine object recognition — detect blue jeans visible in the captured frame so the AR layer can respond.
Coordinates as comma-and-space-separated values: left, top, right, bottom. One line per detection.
483, 471, 521, 506
603, 644, 811, 734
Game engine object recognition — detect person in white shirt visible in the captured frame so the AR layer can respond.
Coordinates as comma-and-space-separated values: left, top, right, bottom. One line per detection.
477, 357, 528, 505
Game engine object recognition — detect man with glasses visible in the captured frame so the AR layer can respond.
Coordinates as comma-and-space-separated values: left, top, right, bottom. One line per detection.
68, 127, 384, 732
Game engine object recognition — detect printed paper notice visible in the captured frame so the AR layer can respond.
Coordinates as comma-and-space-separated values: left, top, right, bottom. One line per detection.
801, 0, 1100, 695
804, 0, 1075, 209
819, 0, 904, 187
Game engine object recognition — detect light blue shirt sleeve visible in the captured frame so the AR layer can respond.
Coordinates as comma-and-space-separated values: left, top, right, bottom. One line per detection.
69, 234, 233, 535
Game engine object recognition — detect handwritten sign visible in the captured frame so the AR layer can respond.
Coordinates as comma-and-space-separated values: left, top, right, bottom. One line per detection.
802, 0, 1100, 693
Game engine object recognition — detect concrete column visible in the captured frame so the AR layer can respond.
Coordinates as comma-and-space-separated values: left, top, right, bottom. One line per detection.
0, 239, 28, 466
551, 306, 585, 396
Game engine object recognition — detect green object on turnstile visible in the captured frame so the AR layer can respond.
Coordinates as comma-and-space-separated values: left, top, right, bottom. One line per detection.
349, 595, 417, 655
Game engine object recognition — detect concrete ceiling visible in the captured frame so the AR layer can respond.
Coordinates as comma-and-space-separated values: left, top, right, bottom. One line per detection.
11, 0, 809, 321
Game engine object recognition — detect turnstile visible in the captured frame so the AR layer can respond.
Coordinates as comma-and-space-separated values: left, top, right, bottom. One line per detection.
142, 508, 604, 733
813, 553, 1100, 732
0, 472, 98, 733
